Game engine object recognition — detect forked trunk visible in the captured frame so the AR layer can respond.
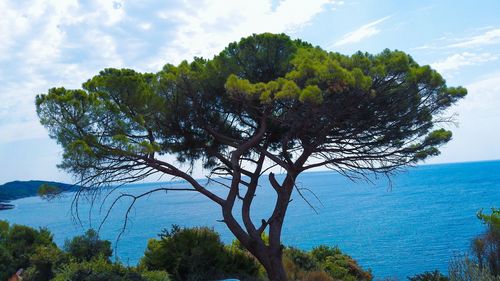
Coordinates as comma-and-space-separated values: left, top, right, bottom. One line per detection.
222, 172, 295, 281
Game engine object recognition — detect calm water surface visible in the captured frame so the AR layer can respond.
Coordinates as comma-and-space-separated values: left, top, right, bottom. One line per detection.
1, 160, 499, 279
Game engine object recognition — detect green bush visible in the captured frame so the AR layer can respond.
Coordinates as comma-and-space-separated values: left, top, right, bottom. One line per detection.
311, 245, 373, 281
282, 245, 372, 281
52, 257, 145, 281
0, 221, 377, 281
24, 245, 67, 281
141, 270, 172, 281
283, 247, 319, 280
64, 229, 112, 262
284, 247, 318, 272
225, 243, 263, 279
141, 225, 260, 281
0, 244, 14, 278
408, 270, 449, 281
0, 220, 57, 280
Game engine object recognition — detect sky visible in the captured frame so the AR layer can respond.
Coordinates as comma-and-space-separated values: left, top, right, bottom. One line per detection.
1, 0, 500, 184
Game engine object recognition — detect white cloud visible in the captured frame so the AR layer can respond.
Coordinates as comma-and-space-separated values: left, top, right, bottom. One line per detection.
331, 1, 345, 11
458, 72, 500, 115
430, 72, 500, 164
417, 28, 500, 50
431, 52, 498, 74
0, 0, 128, 144
0, 0, 338, 143
147, 0, 337, 69
139, 22, 152, 30
0, 121, 48, 143
333, 16, 390, 47
447, 28, 500, 48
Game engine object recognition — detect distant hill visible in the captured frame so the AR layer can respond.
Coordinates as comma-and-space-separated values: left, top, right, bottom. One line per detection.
0, 180, 78, 202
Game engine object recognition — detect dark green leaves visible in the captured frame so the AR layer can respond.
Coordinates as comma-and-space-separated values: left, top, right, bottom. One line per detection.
36, 33, 466, 182
216, 32, 300, 83
64, 229, 112, 263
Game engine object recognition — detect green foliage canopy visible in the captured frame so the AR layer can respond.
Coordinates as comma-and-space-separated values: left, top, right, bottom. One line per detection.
36, 33, 466, 184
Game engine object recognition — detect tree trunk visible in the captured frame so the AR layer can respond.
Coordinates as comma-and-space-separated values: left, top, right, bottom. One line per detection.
262, 173, 295, 281
264, 253, 288, 281
233, 237, 289, 281
221, 171, 295, 281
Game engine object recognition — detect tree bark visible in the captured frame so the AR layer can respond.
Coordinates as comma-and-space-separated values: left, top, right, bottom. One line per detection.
259, 173, 295, 281
241, 239, 288, 281
264, 253, 288, 281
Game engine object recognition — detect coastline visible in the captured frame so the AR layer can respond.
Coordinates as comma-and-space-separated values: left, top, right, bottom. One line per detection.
0, 180, 80, 212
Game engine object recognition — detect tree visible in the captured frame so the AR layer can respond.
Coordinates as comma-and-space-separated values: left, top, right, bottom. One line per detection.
64, 229, 113, 263
0, 221, 57, 280
36, 33, 466, 280
473, 208, 500, 275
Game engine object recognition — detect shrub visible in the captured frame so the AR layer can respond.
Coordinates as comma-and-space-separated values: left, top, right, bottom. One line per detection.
282, 245, 372, 281
0, 244, 13, 278
408, 270, 449, 281
51, 256, 169, 281
284, 247, 318, 272
23, 245, 67, 281
448, 255, 500, 281
283, 254, 302, 280
0, 221, 376, 281
302, 271, 335, 281
473, 208, 500, 275
64, 229, 112, 262
283, 247, 319, 280
225, 243, 263, 279
141, 225, 260, 281
0, 221, 56, 280
311, 245, 373, 281
141, 270, 172, 281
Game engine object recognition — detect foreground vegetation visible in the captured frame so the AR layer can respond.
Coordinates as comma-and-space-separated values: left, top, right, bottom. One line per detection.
1, 207, 498, 281
0, 222, 170, 281
0, 222, 372, 281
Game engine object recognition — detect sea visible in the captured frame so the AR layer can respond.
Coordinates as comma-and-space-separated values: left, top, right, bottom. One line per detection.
1, 160, 499, 279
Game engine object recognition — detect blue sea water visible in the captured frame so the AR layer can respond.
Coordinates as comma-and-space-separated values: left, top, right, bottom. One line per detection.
1, 160, 499, 279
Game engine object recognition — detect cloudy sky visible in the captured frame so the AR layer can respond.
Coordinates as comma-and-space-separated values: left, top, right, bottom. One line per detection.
1, 0, 499, 184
